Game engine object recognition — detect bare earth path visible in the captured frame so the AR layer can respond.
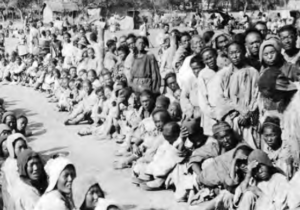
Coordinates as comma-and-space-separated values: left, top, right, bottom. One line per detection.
0, 84, 187, 210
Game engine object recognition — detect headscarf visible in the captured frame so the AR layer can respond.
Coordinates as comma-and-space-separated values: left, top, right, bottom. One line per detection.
44, 157, 75, 193
6, 133, 27, 158
95, 198, 120, 210
211, 31, 232, 49
259, 38, 282, 62
212, 121, 232, 137
248, 149, 273, 167
73, 173, 104, 209
0, 123, 11, 135
2, 111, 15, 123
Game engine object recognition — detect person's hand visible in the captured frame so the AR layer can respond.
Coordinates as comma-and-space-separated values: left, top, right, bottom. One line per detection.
132, 145, 142, 157
180, 126, 189, 141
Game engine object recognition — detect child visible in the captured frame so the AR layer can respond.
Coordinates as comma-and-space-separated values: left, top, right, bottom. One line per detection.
88, 69, 101, 89
69, 66, 77, 79
78, 69, 88, 80
16, 115, 32, 136
133, 122, 184, 190
57, 77, 72, 112
113, 109, 171, 169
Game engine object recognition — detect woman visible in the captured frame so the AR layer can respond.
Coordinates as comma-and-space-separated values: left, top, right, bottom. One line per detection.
0, 135, 9, 163
1, 133, 28, 210
215, 41, 259, 148
168, 101, 182, 122
260, 38, 300, 81
34, 157, 76, 210
73, 174, 105, 210
260, 116, 294, 178
12, 149, 48, 210
130, 36, 161, 94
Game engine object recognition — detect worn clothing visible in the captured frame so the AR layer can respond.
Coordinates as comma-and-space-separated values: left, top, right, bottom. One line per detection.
130, 53, 161, 94
34, 190, 74, 210
282, 50, 300, 65
261, 61, 300, 82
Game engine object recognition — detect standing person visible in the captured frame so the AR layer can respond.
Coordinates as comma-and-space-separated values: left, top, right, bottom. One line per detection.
212, 32, 232, 68
29, 22, 39, 55
215, 41, 259, 148
61, 32, 74, 69
245, 29, 263, 71
130, 36, 161, 94
197, 47, 221, 136
278, 25, 300, 65
34, 157, 76, 210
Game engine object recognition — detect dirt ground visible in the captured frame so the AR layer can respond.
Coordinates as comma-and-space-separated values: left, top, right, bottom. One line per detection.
0, 25, 189, 210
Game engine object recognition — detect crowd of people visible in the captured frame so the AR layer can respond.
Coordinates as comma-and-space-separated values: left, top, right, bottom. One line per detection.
1, 12, 300, 210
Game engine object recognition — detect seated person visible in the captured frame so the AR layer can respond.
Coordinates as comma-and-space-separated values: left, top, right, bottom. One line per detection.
16, 115, 32, 136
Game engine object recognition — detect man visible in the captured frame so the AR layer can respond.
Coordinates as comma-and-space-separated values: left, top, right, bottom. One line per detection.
245, 29, 263, 70
254, 21, 268, 39
279, 25, 300, 65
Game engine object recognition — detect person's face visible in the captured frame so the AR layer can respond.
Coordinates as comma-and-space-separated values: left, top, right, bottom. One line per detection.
181, 35, 191, 49
83, 82, 92, 93
166, 76, 178, 91
70, 68, 76, 78
88, 49, 95, 59
46, 31, 51, 37
84, 184, 104, 209
14, 139, 27, 158
88, 72, 96, 83
117, 50, 126, 61
119, 37, 126, 46
140, 95, 153, 111
174, 89, 181, 101
96, 91, 105, 100
216, 35, 229, 51
104, 87, 112, 99
56, 165, 76, 194
63, 34, 70, 43
246, 33, 262, 57
1, 140, 8, 157
228, 44, 245, 66
168, 104, 180, 120
262, 127, 280, 149
190, 62, 203, 78
191, 37, 204, 54
254, 164, 271, 181
5, 115, 16, 130
136, 38, 146, 52
17, 118, 27, 132
27, 156, 43, 181
61, 72, 68, 79
202, 50, 217, 69
163, 38, 170, 50
164, 25, 169, 33
103, 74, 113, 86
255, 24, 268, 38
61, 79, 69, 89
153, 113, 167, 132
215, 130, 235, 150
279, 30, 297, 51
127, 38, 135, 50
262, 46, 279, 66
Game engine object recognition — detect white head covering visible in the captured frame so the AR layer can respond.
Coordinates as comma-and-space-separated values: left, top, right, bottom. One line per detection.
95, 199, 120, 210
6, 133, 27, 158
44, 157, 75, 193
